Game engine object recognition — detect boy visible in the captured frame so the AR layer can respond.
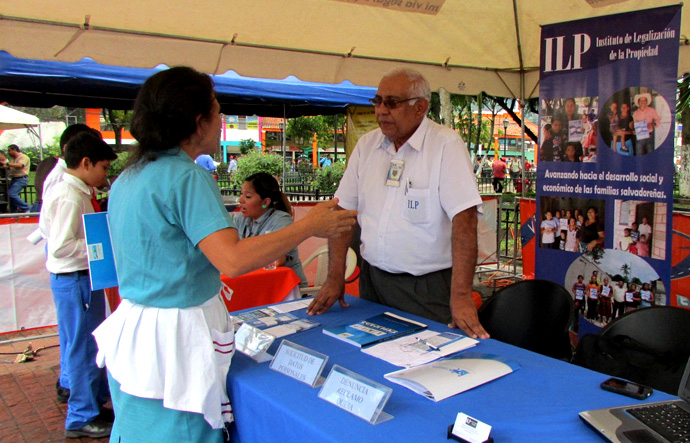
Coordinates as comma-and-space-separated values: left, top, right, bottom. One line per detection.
540, 211, 558, 249
39, 132, 117, 439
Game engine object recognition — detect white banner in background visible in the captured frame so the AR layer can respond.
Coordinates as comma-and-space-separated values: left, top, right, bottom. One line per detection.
0, 220, 54, 333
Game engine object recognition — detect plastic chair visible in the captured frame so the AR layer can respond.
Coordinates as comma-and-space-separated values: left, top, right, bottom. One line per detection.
478, 279, 574, 360
573, 306, 690, 394
599, 306, 690, 356
299, 245, 357, 296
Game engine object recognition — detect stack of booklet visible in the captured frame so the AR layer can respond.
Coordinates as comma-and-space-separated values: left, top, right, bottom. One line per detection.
323, 311, 480, 368
232, 307, 319, 338
322, 312, 427, 348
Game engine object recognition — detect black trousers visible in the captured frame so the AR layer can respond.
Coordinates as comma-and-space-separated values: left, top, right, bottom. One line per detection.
359, 260, 452, 324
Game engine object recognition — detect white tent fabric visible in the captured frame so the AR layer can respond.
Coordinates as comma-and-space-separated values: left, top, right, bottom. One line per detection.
0, 0, 688, 99
0, 105, 39, 130
0, 220, 55, 333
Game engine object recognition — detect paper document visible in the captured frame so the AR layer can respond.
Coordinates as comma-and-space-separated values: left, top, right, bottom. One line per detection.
384, 353, 519, 402
362, 331, 478, 367
271, 299, 312, 313
231, 307, 319, 338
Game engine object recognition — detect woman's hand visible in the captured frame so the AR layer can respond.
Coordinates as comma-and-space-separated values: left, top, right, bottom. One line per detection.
301, 199, 357, 238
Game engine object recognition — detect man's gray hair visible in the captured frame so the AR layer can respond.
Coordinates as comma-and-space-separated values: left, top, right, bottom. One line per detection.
383, 68, 432, 103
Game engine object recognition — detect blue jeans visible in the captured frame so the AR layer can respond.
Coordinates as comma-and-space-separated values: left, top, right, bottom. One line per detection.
9, 176, 29, 213
51, 272, 109, 429
636, 137, 655, 156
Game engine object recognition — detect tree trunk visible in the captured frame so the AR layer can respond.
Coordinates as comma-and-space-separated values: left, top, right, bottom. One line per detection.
439, 88, 452, 128
475, 93, 483, 150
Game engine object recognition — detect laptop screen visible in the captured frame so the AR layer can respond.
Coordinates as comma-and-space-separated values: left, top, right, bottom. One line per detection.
680, 357, 690, 402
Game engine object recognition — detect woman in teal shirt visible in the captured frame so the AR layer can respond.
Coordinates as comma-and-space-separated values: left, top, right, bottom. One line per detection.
93, 67, 355, 443
234, 172, 308, 287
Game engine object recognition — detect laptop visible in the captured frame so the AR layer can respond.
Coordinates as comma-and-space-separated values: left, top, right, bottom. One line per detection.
579, 358, 690, 443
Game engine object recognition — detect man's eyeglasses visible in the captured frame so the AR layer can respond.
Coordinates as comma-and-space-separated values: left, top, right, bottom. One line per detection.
368, 96, 422, 109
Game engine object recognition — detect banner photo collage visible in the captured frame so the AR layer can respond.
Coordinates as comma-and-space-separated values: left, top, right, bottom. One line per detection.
536, 6, 681, 330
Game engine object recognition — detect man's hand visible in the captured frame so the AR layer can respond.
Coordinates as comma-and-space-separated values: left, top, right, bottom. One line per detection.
307, 278, 349, 316
448, 293, 489, 339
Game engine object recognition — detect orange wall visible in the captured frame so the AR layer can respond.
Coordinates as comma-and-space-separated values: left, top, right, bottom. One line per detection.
85, 108, 134, 141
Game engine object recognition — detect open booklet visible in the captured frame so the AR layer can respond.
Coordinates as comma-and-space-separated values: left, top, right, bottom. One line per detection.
362, 330, 479, 368
384, 353, 519, 402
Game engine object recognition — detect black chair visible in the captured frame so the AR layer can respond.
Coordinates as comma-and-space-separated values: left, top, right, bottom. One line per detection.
478, 279, 574, 360
573, 306, 690, 394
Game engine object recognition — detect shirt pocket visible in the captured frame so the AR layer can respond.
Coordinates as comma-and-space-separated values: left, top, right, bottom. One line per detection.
401, 188, 430, 224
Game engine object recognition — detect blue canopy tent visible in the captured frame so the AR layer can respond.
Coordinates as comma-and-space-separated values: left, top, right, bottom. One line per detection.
0, 51, 376, 117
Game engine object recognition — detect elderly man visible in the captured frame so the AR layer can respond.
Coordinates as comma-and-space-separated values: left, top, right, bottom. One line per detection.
2, 144, 31, 213
632, 93, 661, 156
307, 68, 488, 339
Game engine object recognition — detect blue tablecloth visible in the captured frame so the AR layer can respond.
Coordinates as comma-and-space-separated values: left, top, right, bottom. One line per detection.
227, 296, 674, 442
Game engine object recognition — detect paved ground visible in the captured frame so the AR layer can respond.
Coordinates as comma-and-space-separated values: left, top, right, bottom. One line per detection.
0, 327, 108, 443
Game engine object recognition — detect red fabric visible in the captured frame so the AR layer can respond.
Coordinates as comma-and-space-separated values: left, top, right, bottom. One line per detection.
0, 216, 39, 225
90, 188, 101, 212
221, 267, 301, 312
492, 160, 507, 178
105, 287, 121, 311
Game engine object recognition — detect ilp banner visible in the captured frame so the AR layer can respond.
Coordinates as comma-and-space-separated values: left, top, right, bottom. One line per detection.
536, 6, 681, 332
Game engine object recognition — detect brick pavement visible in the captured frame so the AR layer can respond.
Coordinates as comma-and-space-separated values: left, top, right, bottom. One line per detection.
0, 327, 108, 443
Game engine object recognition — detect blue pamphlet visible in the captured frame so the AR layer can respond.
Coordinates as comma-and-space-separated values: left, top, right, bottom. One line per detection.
323, 312, 427, 348
82, 212, 118, 290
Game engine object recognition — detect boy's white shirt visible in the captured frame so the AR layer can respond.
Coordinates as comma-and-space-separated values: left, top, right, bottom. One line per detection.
39, 173, 94, 274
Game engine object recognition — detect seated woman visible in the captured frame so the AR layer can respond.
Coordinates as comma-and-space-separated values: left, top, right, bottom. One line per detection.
234, 172, 308, 287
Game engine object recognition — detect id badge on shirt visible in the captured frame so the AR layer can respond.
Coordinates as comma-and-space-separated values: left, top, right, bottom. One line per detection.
386, 159, 405, 187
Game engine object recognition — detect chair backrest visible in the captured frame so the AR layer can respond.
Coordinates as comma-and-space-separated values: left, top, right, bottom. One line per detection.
301, 245, 357, 294
573, 306, 690, 394
600, 306, 690, 357
478, 279, 574, 360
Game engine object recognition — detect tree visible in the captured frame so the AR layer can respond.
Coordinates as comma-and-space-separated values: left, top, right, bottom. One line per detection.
322, 114, 346, 161
239, 138, 256, 155
102, 109, 133, 152
620, 263, 631, 283
231, 149, 283, 187
287, 116, 332, 149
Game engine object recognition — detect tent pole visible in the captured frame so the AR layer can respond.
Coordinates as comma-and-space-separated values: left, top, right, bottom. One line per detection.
282, 105, 286, 192
512, 0, 527, 200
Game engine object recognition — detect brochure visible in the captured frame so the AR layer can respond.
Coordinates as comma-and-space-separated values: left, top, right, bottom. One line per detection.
322, 312, 427, 348
384, 353, 519, 402
362, 330, 479, 367
82, 212, 118, 290
232, 308, 319, 338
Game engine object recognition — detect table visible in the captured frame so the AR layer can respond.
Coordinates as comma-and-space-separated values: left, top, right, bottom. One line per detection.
226, 296, 675, 442
221, 267, 301, 312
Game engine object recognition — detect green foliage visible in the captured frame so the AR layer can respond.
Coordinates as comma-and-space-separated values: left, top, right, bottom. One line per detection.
20, 137, 62, 170
231, 149, 283, 187
239, 139, 256, 155
109, 151, 130, 178
287, 116, 333, 148
311, 161, 345, 194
